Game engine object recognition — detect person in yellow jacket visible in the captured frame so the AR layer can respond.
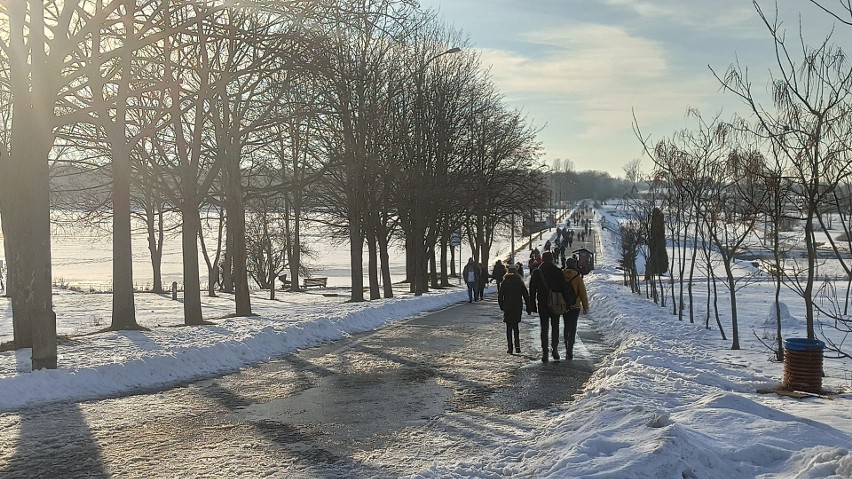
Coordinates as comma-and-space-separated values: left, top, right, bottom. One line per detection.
561, 257, 590, 360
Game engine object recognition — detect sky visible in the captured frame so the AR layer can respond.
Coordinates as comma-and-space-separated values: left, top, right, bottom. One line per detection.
417, 0, 852, 178
1, 207, 851, 476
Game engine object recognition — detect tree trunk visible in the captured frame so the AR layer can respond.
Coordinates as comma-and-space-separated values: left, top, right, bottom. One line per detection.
146, 202, 164, 294
427, 229, 440, 288
197, 212, 217, 298
405, 232, 415, 293
181, 206, 204, 325
288, 196, 303, 293
367, 229, 380, 300
378, 232, 393, 299
8, 102, 56, 368
0, 176, 25, 344
23, 133, 56, 369
225, 181, 251, 316
1, 226, 11, 298
348, 208, 365, 302
413, 219, 428, 296
439, 239, 450, 286
428, 244, 438, 289
221, 248, 233, 294
110, 143, 138, 329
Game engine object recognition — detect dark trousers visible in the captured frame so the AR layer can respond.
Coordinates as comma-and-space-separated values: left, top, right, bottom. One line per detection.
562, 308, 580, 358
506, 322, 520, 349
537, 307, 560, 355
466, 282, 476, 302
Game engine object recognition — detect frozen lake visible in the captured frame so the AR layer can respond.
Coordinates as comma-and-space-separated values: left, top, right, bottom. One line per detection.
0, 212, 511, 292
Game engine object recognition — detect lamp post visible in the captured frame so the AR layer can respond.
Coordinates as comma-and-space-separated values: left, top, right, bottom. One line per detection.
510, 212, 515, 264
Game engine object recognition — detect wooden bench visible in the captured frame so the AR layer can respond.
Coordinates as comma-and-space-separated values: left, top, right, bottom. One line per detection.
278, 274, 291, 289
302, 277, 328, 289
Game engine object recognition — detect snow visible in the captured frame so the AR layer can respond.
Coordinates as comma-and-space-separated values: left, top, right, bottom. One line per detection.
2, 208, 852, 477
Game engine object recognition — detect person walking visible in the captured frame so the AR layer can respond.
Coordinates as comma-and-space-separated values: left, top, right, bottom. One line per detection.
528, 251, 568, 363
476, 262, 488, 301
498, 265, 531, 354
561, 257, 590, 360
491, 260, 507, 293
462, 258, 479, 303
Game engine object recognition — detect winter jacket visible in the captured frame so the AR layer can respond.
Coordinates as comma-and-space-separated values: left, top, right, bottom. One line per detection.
528, 261, 568, 314
462, 262, 480, 284
477, 264, 489, 287
491, 262, 507, 283
563, 268, 590, 312
498, 273, 530, 324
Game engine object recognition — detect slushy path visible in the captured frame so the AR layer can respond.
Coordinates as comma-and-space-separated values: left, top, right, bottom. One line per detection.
0, 293, 609, 478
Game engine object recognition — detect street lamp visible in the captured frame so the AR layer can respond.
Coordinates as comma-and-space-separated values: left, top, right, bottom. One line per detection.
428, 47, 461, 63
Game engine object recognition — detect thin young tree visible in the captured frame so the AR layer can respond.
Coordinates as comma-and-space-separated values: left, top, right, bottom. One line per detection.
716, 4, 852, 340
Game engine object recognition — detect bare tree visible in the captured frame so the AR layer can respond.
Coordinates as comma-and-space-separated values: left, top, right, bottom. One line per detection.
154, 3, 226, 325
0, 0, 84, 368
717, 4, 852, 340
314, 0, 420, 302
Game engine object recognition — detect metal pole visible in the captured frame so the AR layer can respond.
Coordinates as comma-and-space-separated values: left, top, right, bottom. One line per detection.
510, 212, 515, 264
529, 210, 533, 250
459, 240, 462, 284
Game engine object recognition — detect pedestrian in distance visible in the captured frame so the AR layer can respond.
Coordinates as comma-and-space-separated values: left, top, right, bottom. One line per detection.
515, 262, 524, 278
528, 251, 569, 363
561, 257, 590, 360
498, 265, 531, 354
476, 262, 488, 301
462, 257, 480, 303
491, 259, 507, 293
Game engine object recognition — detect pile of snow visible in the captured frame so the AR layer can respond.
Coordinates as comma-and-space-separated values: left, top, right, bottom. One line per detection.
762, 302, 801, 328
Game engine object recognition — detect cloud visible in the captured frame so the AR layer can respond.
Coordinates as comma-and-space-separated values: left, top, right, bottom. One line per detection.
478, 24, 715, 142
605, 0, 757, 34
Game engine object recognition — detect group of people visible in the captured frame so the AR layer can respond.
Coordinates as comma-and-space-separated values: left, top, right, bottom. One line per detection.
462, 258, 489, 303
463, 245, 590, 363
462, 257, 525, 303
497, 250, 589, 363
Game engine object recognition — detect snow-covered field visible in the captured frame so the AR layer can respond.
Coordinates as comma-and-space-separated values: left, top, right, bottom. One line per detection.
1, 208, 851, 477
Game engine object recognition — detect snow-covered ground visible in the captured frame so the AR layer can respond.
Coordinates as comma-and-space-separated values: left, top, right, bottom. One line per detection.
1, 208, 851, 477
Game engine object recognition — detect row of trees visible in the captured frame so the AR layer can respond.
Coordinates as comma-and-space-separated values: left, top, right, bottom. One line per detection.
624, 1, 852, 361
0, 1, 547, 370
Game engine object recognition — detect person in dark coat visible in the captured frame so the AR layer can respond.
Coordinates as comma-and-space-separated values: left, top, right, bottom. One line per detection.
498, 265, 531, 354
462, 257, 479, 303
476, 262, 488, 301
491, 260, 507, 293
528, 251, 568, 363
515, 262, 524, 278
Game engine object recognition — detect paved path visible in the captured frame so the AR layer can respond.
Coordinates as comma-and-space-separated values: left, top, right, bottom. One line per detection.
0, 295, 609, 478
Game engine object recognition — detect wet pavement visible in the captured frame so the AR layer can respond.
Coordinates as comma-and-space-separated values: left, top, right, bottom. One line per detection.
0, 294, 610, 478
